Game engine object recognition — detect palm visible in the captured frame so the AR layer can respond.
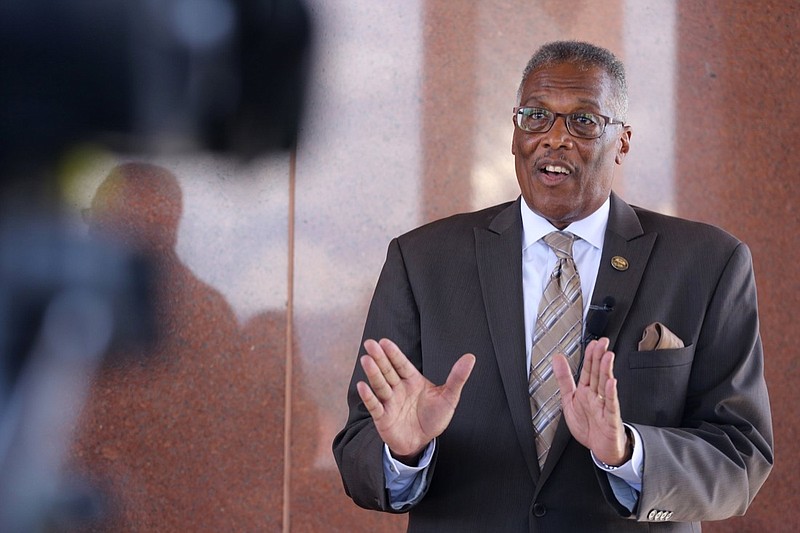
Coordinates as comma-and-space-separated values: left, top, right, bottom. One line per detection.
560, 377, 620, 450
552, 339, 628, 466
357, 338, 475, 460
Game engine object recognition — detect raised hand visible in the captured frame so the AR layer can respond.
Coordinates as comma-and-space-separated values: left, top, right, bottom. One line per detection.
356, 338, 476, 463
552, 338, 630, 466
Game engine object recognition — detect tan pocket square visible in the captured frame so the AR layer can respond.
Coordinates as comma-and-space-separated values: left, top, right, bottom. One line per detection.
638, 322, 685, 351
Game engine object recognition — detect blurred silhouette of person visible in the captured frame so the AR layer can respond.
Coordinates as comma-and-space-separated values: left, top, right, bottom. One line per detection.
68, 163, 284, 531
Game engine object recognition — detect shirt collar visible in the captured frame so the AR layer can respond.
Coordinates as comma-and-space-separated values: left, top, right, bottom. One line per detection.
520, 196, 610, 252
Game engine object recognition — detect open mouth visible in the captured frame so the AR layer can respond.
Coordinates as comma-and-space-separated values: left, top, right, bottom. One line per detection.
540, 164, 571, 176
537, 163, 573, 184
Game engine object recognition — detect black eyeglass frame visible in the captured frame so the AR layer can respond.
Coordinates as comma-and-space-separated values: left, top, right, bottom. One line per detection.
513, 106, 626, 139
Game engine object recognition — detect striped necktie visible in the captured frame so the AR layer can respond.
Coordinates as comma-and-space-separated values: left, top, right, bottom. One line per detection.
529, 231, 583, 468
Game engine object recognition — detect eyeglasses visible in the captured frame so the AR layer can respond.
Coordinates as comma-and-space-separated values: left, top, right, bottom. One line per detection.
513, 106, 625, 139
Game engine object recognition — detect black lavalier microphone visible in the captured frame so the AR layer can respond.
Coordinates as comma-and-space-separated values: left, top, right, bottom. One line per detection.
573, 296, 616, 381
582, 296, 616, 345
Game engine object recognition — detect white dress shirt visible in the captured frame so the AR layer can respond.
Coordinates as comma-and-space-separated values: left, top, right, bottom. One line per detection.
384, 197, 642, 511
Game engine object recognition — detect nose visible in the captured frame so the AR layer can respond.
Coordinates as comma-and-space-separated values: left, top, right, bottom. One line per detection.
541, 115, 574, 149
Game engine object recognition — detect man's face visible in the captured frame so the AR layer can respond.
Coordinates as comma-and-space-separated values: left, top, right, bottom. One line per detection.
512, 62, 631, 228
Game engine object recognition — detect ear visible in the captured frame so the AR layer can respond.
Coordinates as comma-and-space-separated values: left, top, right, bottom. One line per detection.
615, 126, 632, 165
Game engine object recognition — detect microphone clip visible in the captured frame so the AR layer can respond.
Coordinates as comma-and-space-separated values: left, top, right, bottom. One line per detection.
582, 296, 616, 345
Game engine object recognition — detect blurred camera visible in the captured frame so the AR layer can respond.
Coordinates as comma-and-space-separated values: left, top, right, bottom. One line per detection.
0, 0, 312, 178
0, 1, 311, 529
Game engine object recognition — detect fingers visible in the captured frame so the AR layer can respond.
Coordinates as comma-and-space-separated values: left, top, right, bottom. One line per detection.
578, 345, 593, 387
552, 353, 577, 397
442, 353, 476, 405
356, 380, 385, 419
379, 338, 419, 380
598, 349, 615, 392
362, 339, 402, 388
359, 353, 394, 402
602, 376, 619, 414
359, 338, 421, 402
600, 353, 620, 416
584, 341, 622, 421
578, 338, 615, 398
359, 339, 475, 413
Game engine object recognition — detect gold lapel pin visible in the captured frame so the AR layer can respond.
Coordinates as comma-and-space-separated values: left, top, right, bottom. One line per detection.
611, 256, 629, 271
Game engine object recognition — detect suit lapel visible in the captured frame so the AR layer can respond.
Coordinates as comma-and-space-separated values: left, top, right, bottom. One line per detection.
474, 199, 540, 484
592, 193, 656, 350
535, 193, 656, 490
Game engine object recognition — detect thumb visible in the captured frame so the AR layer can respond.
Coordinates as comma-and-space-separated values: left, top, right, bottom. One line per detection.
552, 353, 576, 396
442, 353, 476, 404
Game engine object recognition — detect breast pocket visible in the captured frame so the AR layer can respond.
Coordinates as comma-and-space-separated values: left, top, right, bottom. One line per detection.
622, 344, 696, 426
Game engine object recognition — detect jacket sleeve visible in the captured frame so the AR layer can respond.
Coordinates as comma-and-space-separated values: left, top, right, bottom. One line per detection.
632, 242, 774, 522
332, 238, 435, 512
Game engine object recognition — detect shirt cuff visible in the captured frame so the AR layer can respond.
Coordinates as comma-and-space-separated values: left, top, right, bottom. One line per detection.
383, 440, 436, 510
592, 423, 643, 490
590, 424, 643, 512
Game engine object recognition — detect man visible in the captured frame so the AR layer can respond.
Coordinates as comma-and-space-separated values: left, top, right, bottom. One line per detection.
333, 41, 773, 532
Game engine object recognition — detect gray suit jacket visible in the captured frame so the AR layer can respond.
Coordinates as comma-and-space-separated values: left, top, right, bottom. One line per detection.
333, 194, 773, 532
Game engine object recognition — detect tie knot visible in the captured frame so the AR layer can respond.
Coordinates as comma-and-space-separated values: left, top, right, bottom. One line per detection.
543, 231, 576, 258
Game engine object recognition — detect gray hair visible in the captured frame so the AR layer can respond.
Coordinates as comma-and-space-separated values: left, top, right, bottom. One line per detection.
517, 41, 628, 120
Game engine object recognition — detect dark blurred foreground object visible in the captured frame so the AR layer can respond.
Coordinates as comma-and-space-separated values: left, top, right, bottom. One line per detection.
0, 0, 311, 530
0, 220, 154, 532
0, 0, 312, 180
